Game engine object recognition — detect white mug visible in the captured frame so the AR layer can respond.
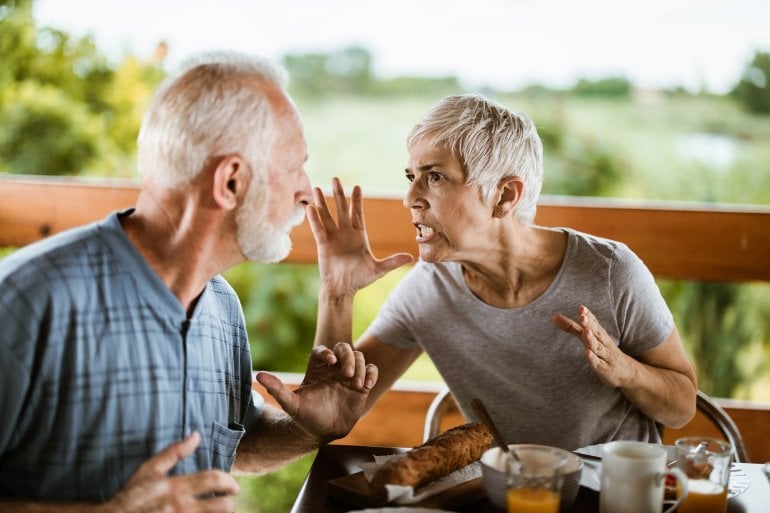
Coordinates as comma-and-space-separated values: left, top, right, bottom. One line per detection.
600, 441, 688, 513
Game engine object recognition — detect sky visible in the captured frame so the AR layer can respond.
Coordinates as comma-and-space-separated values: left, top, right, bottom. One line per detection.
34, 0, 770, 94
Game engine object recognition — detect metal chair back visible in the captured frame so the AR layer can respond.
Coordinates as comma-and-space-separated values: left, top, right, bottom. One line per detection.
423, 387, 749, 462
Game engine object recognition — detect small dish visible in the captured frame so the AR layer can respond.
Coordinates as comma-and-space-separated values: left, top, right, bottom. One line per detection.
480, 444, 583, 510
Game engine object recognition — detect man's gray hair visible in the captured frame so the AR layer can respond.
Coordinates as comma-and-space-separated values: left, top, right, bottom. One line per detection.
137, 50, 288, 187
407, 94, 544, 223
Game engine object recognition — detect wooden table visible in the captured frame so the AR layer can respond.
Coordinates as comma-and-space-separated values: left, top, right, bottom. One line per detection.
290, 445, 770, 513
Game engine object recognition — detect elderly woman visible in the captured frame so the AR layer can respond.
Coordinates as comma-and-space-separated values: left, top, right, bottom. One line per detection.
309, 94, 697, 450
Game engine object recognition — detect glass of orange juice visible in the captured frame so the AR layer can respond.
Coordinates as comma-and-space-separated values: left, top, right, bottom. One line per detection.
675, 437, 732, 513
506, 446, 566, 513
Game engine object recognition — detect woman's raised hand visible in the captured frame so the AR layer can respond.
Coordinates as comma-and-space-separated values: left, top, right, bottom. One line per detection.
307, 177, 413, 298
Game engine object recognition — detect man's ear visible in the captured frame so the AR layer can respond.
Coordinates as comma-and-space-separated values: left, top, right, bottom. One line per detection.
212, 155, 251, 211
494, 176, 524, 218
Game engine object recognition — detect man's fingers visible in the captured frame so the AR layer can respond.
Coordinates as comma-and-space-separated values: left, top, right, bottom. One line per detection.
364, 363, 378, 390
332, 342, 356, 378
309, 344, 338, 366
198, 495, 237, 513
172, 469, 240, 498
256, 372, 297, 414
143, 431, 201, 476
352, 349, 366, 389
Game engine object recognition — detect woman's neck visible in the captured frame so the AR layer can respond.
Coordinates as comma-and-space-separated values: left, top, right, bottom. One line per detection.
461, 225, 567, 308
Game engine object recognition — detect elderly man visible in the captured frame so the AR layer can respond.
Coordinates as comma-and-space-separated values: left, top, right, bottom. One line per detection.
0, 52, 382, 512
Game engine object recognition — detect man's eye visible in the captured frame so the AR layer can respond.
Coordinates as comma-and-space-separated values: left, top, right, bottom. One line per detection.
405, 173, 415, 183
428, 172, 442, 182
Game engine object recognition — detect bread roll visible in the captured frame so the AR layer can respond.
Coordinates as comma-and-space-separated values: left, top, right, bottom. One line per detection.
371, 422, 493, 493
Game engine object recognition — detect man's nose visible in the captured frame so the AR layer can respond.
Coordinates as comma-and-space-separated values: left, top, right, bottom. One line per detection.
296, 170, 313, 206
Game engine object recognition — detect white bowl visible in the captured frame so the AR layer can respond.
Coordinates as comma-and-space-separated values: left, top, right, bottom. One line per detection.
480, 444, 583, 510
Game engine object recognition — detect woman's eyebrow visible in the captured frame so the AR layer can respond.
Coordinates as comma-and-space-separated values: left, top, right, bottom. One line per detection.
405, 163, 441, 173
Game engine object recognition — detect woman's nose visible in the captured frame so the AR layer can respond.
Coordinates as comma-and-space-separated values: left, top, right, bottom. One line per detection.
403, 180, 426, 210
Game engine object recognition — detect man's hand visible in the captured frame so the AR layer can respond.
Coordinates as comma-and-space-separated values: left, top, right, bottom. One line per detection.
107, 432, 239, 513
256, 342, 378, 442
553, 305, 635, 388
307, 177, 413, 298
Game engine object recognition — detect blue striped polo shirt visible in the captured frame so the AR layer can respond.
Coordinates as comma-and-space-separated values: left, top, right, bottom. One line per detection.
0, 210, 261, 501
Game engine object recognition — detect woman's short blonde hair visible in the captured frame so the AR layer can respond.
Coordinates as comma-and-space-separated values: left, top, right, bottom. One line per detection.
407, 94, 544, 223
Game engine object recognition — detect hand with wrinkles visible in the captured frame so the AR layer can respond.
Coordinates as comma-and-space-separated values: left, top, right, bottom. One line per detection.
257, 342, 378, 442
106, 432, 239, 513
553, 305, 635, 388
307, 177, 413, 298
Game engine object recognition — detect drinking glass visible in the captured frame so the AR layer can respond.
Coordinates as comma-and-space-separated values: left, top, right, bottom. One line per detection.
506, 446, 565, 513
675, 437, 732, 513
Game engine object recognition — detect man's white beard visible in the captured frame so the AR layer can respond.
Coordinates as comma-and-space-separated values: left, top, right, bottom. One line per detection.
236, 182, 306, 263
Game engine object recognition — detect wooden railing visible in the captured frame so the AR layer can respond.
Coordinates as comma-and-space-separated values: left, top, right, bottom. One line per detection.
2, 175, 770, 281
2, 175, 770, 462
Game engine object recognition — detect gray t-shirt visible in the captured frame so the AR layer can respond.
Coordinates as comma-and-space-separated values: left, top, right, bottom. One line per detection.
0, 210, 261, 501
366, 228, 673, 450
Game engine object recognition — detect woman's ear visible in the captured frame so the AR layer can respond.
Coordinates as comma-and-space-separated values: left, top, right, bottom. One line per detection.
494, 176, 524, 217
212, 155, 251, 211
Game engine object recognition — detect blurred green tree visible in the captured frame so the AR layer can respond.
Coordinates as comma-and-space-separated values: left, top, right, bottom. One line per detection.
572, 76, 632, 98
283, 46, 373, 97
0, 0, 164, 176
732, 51, 770, 114
283, 45, 461, 98
224, 263, 320, 372
661, 281, 766, 397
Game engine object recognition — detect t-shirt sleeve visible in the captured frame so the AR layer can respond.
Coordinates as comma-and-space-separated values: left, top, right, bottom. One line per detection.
610, 244, 674, 356
364, 264, 422, 350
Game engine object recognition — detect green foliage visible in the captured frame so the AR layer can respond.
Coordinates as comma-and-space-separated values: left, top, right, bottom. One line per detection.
0, 0, 164, 176
283, 46, 373, 97
223, 263, 320, 372
660, 281, 767, 397
732, 51, 770, 114
284, 45, 461, 99
373, 75, 462, 97
572, 76, 632, 98
0, 81, 100, 174
499, 97, 623, 197
542, 133, 623, 197
235, 453, 315, 513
